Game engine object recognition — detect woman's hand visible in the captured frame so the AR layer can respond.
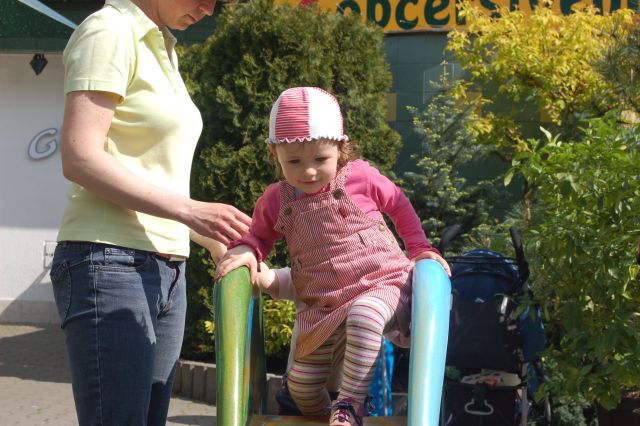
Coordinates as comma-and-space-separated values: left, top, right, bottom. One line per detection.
215, 244, 259, 283
411, 251, 451, 277
185, 201, 251, 246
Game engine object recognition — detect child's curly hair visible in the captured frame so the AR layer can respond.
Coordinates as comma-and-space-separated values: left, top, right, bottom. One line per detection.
267, 138, 360, 181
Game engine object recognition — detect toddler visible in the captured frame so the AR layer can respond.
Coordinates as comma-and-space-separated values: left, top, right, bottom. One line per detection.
217, 87, 450, 426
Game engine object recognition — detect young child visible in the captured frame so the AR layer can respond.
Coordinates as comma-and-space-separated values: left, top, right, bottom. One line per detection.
216, 87, 450, 426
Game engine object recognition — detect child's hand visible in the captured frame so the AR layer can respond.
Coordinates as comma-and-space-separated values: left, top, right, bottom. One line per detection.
411, 251, 451, 277
216, 245, 259, 283
189, 229, 227, 263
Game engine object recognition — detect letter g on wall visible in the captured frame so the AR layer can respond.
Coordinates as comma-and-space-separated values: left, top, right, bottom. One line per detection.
28, 128, 58, 160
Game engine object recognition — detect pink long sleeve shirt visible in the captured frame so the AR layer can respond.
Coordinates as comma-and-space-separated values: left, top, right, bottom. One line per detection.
231, 160, 437, 261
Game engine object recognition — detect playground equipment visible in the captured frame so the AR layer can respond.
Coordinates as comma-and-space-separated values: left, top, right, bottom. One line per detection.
212, 259, 451, 425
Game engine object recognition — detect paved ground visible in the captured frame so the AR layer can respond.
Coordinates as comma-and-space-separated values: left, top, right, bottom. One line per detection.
0, 323, 216, 425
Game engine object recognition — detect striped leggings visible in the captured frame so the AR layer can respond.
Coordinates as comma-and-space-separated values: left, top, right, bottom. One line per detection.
287, 296, 395, 416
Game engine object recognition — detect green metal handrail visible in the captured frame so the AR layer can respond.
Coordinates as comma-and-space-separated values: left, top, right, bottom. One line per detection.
213, 267, 266, 426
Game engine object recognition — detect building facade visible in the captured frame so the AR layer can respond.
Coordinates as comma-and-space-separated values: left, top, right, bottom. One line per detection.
0, 0, 633, 324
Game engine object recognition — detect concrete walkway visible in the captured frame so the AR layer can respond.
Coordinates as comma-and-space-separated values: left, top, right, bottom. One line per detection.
0, 323, 216, 425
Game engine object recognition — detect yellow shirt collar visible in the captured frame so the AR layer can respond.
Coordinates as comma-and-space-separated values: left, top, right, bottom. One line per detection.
105, 0, 174, 44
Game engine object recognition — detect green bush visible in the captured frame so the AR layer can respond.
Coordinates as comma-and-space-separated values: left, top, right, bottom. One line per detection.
182, 245, 216, 358
262, 298, 296, 359
437, 7, 640, 420
179, 0, 400, 359
512, 116, 640, 412
446, 1, 633, 161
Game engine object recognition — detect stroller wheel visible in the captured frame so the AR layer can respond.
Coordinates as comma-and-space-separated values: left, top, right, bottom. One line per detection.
525, 395, 551, 425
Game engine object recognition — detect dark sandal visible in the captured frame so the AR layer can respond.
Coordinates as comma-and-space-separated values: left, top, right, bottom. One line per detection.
329, 399, 363, 426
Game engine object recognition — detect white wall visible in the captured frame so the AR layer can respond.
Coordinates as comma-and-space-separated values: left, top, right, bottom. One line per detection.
0, 53, 69, 323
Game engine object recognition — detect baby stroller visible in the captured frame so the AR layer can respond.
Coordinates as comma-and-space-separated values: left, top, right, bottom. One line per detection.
441, 227, 551, 426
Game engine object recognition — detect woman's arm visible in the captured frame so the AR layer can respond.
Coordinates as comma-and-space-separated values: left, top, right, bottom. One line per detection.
61, 91, 251, 245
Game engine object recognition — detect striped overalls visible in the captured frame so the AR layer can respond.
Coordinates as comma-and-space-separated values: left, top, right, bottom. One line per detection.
275, 162, 412, 415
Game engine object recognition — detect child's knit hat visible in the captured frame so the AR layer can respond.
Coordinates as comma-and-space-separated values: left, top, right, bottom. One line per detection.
265, 87, 349, 144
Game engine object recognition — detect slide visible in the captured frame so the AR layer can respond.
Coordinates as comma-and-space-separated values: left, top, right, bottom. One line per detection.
407, 260, 451, 425
212, 259, 450, 426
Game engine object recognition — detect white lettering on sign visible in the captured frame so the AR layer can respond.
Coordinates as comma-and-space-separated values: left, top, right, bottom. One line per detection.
28, 128, 59, 160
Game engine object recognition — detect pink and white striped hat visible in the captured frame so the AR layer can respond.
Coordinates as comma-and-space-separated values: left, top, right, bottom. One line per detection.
265, 87, 349, 144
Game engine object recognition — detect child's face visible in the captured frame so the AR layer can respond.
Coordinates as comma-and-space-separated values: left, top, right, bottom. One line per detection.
274, 140, 340, 194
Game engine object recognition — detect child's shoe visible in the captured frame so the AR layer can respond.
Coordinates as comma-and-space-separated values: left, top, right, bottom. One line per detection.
329, 399, 363, 426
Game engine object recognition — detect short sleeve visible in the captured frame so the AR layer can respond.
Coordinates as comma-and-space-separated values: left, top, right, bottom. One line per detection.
273, 267, 295, 301
63, 12, 134, 97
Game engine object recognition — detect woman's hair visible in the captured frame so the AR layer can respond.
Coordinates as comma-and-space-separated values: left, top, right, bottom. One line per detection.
268, 138, 360, 181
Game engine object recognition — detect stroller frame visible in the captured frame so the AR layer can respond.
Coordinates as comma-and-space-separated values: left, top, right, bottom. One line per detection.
439, 227, 550, 426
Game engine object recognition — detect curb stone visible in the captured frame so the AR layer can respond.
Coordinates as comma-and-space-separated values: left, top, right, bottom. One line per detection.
173, 360, 409, 416
172, 360, 284, 414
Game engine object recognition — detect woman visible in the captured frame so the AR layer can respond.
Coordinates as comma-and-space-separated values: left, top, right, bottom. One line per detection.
50, 0, 250, 424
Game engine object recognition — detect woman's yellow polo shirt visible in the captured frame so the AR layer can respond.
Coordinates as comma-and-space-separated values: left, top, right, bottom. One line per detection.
57, 0, 203, 257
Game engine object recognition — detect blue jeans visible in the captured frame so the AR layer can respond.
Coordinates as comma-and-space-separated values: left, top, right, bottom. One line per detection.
50, 241, 187, 426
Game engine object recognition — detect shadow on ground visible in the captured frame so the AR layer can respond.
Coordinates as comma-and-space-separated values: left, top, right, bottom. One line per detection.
0, 324, 71, 383
168, 415, 217, 425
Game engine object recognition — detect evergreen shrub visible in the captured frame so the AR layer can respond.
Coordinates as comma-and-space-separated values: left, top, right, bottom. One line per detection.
403, 75, 502, 251
178, 0, 400, 359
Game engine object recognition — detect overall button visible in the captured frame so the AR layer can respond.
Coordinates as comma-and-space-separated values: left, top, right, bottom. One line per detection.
378, 224, 386, 231
284, 207, 292, 215
332, 189, 344, 199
